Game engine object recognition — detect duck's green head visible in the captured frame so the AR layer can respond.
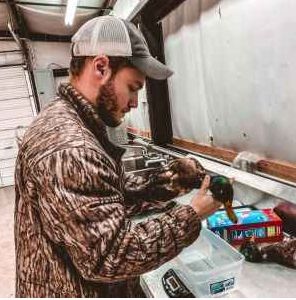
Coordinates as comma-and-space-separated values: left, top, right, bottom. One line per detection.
209, 175, 234, 203
210, 175, 238, 223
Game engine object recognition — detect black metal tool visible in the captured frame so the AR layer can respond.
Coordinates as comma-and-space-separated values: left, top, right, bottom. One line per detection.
162, 269, 195, 298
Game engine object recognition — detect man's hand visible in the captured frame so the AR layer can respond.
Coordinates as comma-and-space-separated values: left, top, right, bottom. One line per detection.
190, 175, 222, 220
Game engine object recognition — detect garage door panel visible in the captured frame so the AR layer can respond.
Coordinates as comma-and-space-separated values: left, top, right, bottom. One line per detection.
0, 158, 15, 169
0, 107, 33, 121
0, 98, 31, 110
0, 84, 28, 91
0, 67, 25, 79
0, 116, 34, 131
0, 66, 36, 187
0, 147, 18, 160
1, 176, 14, 186
1, 76, 27, 87
0, 138, 17, 150
0, 87, 29, 100
0, 127, 27, 140
0, 167, 14, 178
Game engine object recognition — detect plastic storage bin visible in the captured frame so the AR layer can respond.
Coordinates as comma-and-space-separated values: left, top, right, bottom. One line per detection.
175, 227, 245, 297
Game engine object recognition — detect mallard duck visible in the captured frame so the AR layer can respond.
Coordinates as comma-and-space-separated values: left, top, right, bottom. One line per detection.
240, 237, 296, 269
164, 158, 237, 223
125, 158, 237, 222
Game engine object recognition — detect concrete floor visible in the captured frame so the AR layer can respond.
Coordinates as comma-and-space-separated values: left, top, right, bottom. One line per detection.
0, 185, 15, 298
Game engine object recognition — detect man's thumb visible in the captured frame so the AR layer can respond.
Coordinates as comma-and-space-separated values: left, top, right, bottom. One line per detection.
199, 175, 210, 194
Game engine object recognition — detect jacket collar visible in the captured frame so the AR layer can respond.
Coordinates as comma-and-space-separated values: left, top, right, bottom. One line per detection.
58, 83, 126, 163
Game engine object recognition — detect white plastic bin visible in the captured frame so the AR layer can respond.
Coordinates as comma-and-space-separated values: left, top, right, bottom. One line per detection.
176, 227, 245, 297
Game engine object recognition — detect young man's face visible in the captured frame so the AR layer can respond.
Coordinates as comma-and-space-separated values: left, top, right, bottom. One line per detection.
96, 66, 145, 127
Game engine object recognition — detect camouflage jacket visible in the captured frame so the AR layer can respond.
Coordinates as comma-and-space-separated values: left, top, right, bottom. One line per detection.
14, 83, 201, 297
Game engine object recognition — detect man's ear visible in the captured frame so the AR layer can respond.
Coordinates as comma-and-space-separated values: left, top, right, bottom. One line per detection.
93, 55, 112, 84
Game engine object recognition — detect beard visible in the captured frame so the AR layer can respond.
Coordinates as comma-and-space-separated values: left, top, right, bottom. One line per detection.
96, 79, 121, 127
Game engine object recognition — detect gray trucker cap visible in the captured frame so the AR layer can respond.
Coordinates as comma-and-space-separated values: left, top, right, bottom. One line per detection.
71, 15, 173, 80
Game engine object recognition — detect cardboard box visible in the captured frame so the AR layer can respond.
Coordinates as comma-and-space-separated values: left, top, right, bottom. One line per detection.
207, 206, 283, 245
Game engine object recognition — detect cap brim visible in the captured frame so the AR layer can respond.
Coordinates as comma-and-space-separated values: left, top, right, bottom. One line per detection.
128, 56, 174, 80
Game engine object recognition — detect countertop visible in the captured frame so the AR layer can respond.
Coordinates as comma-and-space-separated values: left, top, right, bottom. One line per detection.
133, 191, 296, 298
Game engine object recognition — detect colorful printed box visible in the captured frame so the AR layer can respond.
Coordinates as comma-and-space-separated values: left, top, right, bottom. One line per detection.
207, 207, 283, 245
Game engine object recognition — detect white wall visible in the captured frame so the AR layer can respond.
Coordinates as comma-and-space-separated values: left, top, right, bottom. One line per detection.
29, 41, 70, 93
54, 76, 69, 92
112, 0, 150, 132
125, 84, 150, 132
30, 41, 71, 69
162, 1, 210, 145
112, 0, 141, 19
162, 0, 296, 164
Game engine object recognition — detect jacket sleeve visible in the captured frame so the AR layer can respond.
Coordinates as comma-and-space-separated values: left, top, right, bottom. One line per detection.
123, 167, 194, 217
33, 147, 201, 283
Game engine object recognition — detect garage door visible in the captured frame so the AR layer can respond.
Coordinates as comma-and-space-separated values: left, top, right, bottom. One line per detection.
0, 66, 37, 187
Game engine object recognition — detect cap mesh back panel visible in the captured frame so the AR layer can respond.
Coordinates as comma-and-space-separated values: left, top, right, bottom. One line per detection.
99, 18, 128, 44
72, 16, 132, 57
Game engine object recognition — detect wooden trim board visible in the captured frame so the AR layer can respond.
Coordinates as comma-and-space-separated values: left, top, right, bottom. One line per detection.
126, 127, 296, 183
173, 138, 296, 184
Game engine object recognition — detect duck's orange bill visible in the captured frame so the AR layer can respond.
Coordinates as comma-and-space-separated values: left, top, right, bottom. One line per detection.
224, 200, 238, 223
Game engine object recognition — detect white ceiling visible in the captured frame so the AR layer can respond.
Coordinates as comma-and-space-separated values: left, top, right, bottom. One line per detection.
18, 4, 99, 35
0, 0, 112, 36
0, 3, 17, 30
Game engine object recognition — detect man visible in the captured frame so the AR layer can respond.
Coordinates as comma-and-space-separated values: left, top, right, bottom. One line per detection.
14, 16, 221, 297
